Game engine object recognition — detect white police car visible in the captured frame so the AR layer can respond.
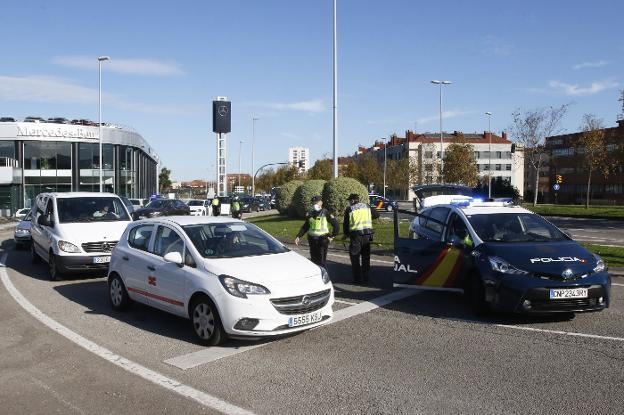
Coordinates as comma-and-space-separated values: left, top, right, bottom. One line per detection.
394, 197, 610, 314
108, 216, 334, 345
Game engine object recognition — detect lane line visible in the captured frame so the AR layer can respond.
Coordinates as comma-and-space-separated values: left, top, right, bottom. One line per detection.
165, 289, 418, 370
611, 283, 624, 287
333, 298, 359, 305
0, 254, 256, 415
493, 323, 624, 342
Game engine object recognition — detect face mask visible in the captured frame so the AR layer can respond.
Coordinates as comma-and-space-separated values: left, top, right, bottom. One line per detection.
313, 204, 322, 212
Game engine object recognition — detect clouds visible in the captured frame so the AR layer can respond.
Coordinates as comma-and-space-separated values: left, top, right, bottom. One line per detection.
416, 110, 474, 124
0, 75, 192, 115
573, 60, 609, 70
531, 78, 619, 96
260, 99, 325, 113
53, 56, 184, 76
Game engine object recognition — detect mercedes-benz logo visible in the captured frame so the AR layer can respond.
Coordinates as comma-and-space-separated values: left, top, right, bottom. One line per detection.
301, 295, 311, 306
562, 269, 574, 279
102, 242, 111, 252
218, 105, 229, 117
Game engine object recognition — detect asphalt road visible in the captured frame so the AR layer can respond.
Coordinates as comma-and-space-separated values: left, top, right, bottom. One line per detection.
1, 229, 623, 414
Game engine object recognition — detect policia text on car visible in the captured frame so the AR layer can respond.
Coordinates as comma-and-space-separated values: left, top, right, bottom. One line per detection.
295, 196, 339, 268
343, 193, 379, 283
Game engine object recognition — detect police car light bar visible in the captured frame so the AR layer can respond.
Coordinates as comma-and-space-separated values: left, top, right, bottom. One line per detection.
422, 194, 514, 209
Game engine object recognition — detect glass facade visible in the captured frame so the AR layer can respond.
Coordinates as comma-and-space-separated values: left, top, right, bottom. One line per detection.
79, 143, 114, 192
23, 141, 73, 206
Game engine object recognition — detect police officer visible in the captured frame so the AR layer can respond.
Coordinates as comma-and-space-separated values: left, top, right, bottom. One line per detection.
343, 193, 378, 283
211, 196, 221, 216
231, 196, 242, 219
295, 195, 339, 268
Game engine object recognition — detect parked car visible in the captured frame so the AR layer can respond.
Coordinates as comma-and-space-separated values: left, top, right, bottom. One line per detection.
0, 117, 16, 122
107, 216, 334, 345
254, 196, 270, 211
14, 208, 30, 220
240, 197, 261, 213
47, 117, 69, 124
128, 198, 143, 210
132, 198, 190, 220
369, 195, 398, 212
24, 116, 45, 123
30, 192, 133, 280
187, 199, 210, 216
14, 211, 32, 249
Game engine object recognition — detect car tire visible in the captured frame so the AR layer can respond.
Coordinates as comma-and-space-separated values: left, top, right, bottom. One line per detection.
48, 252, 62, 281
31, 243, 41, 264
108, 273, 131, 310
189, 295, 225, 346
469, 274, 488, 315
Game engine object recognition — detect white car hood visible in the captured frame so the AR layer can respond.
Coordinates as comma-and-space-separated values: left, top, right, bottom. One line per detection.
203, 250, 322, 285
57, 221, 131, 244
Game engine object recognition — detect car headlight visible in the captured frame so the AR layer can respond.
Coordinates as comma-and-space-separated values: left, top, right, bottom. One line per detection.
593, 255, 606, 273
488, 256, 528, 275
15, 228, 30, 234
58, 240, 81, 253
218, 275, 270, 298
320, 267, 331, 284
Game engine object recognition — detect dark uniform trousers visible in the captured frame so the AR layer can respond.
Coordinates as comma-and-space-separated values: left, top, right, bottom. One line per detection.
212, 205, 220, 216
309, 236, 330, 268
349, 232, 372, 282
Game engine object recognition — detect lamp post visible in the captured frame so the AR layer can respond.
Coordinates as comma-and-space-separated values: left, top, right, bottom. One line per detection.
485, 111, 492, 199
98, 56, 110, 192
238, 140, 245, 189
252, 116, 259, 196
382, 137, 387, 199
430, 80, 451, 183
332, 0, 338, 178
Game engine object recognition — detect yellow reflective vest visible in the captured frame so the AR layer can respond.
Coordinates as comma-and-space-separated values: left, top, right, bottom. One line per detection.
308, 212, 330, 237
349, 203, 373, 232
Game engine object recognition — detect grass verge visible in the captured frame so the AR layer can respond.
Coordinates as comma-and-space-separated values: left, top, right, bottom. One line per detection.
582, 244, 624, 269
522, 204, 624, 219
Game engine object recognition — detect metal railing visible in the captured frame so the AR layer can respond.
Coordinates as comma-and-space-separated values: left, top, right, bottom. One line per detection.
0, 157, 18, 167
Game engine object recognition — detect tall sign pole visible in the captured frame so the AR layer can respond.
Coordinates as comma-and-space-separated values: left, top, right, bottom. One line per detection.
332, 0, 338, 178
213, 97, 231, 197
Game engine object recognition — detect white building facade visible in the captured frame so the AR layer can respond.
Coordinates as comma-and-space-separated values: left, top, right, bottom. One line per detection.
288, 146, 309, 173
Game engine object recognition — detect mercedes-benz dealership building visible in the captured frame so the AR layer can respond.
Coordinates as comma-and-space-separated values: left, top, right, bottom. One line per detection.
0, 119, 159, 215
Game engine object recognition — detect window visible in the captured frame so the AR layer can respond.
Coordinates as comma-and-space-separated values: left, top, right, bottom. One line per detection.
425, 207, 449, 234
152, 226, 184, 257
446, 213, 470, 242
505, 164, 512, 171
425, 151, 433, 159
128, 225, 154, 251
495, 164, 502, 171
495, 151, 502, 158
57, 197, 130, 223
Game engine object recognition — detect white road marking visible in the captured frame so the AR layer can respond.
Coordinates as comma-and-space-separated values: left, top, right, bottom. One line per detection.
333, 298, 359, 305
165, 290, 417, 370
611, 283, 624, 287
0, 254, 256, 415
493, 324, 624, 342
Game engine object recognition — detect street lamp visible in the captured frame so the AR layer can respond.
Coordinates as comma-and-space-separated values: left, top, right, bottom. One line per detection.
381, 137, 388, 199
252, 116, 259, 196
430, 80, 451, 183
98, 56, 110, 192
332, 0, 338, 178
485, 111, 493, 199
238, 140, 245, 189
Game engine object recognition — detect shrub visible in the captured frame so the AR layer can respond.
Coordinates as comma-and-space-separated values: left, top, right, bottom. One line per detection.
322, 177, 369, 216
275, 180, 303, 215
293, 180, 326, 218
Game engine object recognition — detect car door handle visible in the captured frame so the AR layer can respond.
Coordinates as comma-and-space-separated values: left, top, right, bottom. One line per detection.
122, 256, 129, 261
147, 265, 156, 271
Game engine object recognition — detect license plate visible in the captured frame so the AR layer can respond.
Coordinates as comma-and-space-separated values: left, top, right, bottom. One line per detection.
93, 256, 111, 264
288, 310, 323, 328
549, 288, 588, 299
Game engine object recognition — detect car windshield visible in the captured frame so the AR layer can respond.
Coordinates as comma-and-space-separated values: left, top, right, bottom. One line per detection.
146, 199, 168, 208
57, 197, 130, 223
187, 200, 203, 206
467, 213, 568, 243
183, 222, 289, 259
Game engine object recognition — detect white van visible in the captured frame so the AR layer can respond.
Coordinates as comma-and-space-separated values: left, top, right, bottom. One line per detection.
30, 192, 132, 280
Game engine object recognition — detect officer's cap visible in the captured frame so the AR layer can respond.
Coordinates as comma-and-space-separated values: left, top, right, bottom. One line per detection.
347, 193, 360, 202
311, 195, 322, 203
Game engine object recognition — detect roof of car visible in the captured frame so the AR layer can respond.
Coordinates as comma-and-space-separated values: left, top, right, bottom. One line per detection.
456, 205, 532, 216
40, 192, 124, 199
138, 215, 244, 226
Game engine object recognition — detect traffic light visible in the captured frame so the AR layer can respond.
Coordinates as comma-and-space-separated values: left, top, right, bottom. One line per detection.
555, 175, 563, 184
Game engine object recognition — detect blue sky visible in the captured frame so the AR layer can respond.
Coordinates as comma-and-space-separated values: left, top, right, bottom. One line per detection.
1, 0, 622, 181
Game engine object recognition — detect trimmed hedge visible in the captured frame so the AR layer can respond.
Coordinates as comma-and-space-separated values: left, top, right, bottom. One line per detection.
293, 180, 326, 218
275, 180, 303, 215
322, 177, 369, 216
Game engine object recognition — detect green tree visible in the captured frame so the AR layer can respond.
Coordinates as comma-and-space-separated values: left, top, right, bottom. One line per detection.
342, 158, 360, 179
308, 159, 333, 180
442, 133, 479, 187
159, 167, 172, 193
573, 114, 609, 209
357, 153, 383, 191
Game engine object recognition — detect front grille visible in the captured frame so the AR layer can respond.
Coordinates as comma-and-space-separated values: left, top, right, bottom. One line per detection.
531, 298, 601, 312
536, 273, 588, 282
81, 241, 118, 253
270, 289, 331, 315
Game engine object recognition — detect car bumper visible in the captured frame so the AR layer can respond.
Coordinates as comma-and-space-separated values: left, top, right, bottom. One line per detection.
483, 269, 610, 314
14, 234, 32, 244
55, 254, 111, 273
216, 286, 335, 337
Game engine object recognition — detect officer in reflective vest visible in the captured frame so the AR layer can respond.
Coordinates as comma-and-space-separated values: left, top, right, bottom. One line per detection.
231, 196, 242, 219
295, 195, 339, 268
343, 193, 378, 283
211, 197, 221, 217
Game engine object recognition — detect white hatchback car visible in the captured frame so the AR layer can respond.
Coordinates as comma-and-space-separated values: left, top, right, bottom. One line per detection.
108, 216, 334, 345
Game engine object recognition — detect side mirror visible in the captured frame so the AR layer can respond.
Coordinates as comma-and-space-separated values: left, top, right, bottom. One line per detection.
163, 251, 184, 266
